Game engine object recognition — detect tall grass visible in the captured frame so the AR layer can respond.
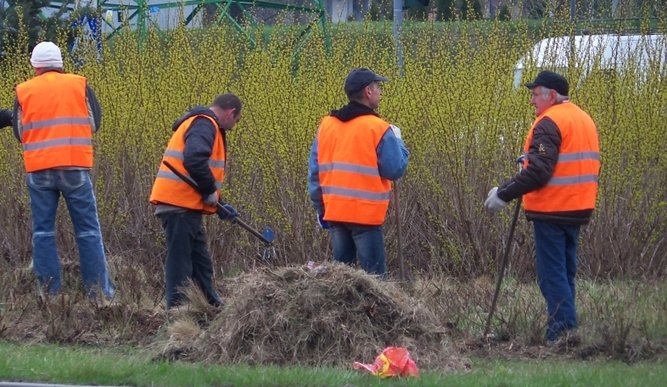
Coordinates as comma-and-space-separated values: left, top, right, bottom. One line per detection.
0, 17, 665, 283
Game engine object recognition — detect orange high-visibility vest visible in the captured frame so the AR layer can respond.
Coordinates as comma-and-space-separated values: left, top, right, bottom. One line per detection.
149, 115, 226, 214
317, 114, 392, 225
16, 72, 93, 172
523, 102, 600, 213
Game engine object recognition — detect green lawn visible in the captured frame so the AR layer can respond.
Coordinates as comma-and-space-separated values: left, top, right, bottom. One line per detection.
1, 341, 665, 386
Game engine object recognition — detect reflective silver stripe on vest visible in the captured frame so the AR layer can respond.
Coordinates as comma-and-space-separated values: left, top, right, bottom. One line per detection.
22, 137, 92, 151
548, 174, 599, 186
558, 151, 600, 162
22, 117, 92, 131
321, 186, 390, 201
319, 162, 379, 176
164, 149, 184, 159
164, 150, 225, 169
208, 159, 225, 168
157, 170, 223, 188
156, 170, 183, 182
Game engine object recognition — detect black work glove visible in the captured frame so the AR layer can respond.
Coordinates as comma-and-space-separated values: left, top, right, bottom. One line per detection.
217, 201, 238, 222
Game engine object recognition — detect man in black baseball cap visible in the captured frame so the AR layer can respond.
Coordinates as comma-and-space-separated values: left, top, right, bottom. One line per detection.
344, 68, 389, 97
524, 70, 569, 96
307, 67, 408, 277
485, 69, 599, 345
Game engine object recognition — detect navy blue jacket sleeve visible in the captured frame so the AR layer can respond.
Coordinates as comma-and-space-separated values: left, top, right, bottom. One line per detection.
377, 127, 409, 180
183, 117, 218, 196
307, 138, 325, 217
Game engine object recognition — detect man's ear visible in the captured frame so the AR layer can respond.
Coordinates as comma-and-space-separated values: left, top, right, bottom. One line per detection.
364, 85, 372, 99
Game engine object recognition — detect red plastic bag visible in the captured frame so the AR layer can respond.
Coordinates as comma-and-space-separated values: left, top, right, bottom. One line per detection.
353, 346, 419, 378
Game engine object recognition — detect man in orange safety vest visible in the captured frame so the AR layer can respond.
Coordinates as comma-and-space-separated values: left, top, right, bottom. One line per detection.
484, 71, 600, 344
308, 68, 409, 276
150, 94, 242, 309
13, 41, 114, 300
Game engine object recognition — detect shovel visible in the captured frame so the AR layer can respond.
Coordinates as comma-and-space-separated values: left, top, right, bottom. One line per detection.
161, 160, 276, 261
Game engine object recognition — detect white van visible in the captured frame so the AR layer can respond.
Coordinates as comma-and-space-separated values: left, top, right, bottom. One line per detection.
513, 34, 666, 88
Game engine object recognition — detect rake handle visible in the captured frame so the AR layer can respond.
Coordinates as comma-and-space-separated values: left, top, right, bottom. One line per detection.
483, 196, 522, 338
393, 181, 405, 282
161, 160, 273, 245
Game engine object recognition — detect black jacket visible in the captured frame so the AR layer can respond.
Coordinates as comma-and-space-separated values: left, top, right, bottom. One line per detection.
0, 109, 12, 129
329, 101, 379, 121
172, 106, 226, 196
497, 116, 593, 225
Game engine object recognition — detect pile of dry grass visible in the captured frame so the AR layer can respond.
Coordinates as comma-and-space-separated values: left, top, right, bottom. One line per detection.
157, 262, 467, 370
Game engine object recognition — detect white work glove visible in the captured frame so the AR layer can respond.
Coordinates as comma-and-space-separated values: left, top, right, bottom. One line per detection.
484, 187, 509, 213
389, 124, 402, 140
203, 191, 219, 206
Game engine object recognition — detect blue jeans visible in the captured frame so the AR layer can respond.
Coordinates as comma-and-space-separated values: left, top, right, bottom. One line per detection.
329, 222, 387, 276
533, 220, 581, 341
27, 169, 114, 298
158, 211, 222, 309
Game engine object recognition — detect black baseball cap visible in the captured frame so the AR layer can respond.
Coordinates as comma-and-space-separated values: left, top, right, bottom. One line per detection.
524, 70, 569, 96
344, 68, 388, 96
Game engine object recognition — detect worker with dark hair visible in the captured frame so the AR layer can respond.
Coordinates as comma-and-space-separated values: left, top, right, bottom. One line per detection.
150, 93, 242, 309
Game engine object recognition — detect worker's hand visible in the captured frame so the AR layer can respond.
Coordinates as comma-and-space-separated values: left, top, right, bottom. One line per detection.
484, 187, 508, 213
389, 124, 402, 140
203, 191, 219, 206
317, 213, 330, 229
217, 202, 238, 221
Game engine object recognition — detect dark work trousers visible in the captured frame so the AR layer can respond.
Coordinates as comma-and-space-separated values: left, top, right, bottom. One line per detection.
328, 222, 387, 276
158, 211, 222, 309
533, 220, 581, 341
